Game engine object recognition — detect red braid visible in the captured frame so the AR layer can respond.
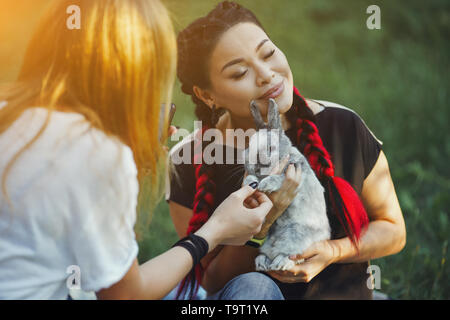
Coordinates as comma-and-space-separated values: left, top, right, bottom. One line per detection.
293, 86, 369, 246
189, 125, 217, 234
177, 125, 216, 299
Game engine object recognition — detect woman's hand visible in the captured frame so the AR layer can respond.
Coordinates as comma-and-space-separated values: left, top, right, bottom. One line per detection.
266, 240, 339, 283
196, 185, 273, 249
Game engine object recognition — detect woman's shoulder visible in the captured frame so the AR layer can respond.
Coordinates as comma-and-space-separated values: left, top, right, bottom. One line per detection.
312, 99, 383, 146
0, 106, 138, 238
2, 106, 137, 186
45, 108, 136, 172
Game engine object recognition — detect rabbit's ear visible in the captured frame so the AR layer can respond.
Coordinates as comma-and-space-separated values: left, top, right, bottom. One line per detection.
250, 100, 267, 129
267, 99, 281, 130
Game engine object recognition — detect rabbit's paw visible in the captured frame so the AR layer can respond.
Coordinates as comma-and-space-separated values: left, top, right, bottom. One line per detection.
258, 175, 284, 193
243, 174, 259, 187
270, 254, 296, 271
255, 254, 272, 271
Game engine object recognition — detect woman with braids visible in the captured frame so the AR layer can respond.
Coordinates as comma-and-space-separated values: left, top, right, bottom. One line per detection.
0, 0, 273, 299
167, 1, 406, 299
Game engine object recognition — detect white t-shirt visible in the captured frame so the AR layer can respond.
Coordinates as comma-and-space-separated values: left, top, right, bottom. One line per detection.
0, 103, 139, 299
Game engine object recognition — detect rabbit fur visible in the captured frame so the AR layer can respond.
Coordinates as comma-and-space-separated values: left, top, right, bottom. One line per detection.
243, 99, 331, 271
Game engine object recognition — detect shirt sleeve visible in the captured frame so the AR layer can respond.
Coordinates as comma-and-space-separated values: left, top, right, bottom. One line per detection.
165, 138, 196, 210
67, 130, 139, 292
352, 112, 383, 180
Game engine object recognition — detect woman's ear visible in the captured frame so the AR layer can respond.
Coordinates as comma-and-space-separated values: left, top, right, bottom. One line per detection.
193, 85, 214, 109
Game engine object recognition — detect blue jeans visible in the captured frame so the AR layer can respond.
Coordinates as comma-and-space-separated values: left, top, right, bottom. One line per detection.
163, 283, 207, 300
207, 272, 284, 300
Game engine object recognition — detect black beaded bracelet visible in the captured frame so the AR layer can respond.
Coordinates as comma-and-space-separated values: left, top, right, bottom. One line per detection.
173, 240, 199, 265
189, 234, 209, 258
172, 234, 209, 266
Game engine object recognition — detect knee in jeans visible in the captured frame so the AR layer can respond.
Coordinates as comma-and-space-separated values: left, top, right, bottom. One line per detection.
223, 272, 284, 300
231, 272, 273, 287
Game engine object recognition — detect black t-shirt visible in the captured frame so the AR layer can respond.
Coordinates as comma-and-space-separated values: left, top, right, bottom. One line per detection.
167, 100, 383, 299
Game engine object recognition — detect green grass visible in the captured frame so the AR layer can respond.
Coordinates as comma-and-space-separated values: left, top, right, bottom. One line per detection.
137, 0, 450, 299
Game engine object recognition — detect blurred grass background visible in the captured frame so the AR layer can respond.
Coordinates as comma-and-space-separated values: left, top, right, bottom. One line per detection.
0, 0, 448, 299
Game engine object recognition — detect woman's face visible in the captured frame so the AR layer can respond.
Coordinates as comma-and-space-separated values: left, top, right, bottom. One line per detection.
205, 22, 294, 120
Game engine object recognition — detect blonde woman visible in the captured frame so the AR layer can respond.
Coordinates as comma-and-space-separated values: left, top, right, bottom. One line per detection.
0, 0, 273, 299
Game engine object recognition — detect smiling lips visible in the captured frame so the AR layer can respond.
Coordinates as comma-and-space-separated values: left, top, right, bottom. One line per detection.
258, 80, 285, 100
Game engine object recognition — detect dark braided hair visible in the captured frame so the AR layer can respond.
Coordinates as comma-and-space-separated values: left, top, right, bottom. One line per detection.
176, 1, 369, 299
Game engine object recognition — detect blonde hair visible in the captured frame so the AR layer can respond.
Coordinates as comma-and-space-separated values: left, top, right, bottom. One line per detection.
0, 0, 177, 236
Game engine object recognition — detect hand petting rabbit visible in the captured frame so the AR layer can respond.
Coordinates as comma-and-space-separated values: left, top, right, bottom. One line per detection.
243, 98, 331, 271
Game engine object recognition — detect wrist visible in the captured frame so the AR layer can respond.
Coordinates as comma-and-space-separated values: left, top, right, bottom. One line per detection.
195, 222, 220, 253
328, 239, 345, 264
245, 235, 267, 248
254, 215, 276, 239
172, 234, 210, 270
253, 229, 268, 240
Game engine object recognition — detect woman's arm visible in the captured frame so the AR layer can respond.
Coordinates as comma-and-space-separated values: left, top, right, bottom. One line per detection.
169, 201, 258, 294
330, 150, 406, 262
96, 247, 203, 300
96, 213, 225, 300
268, 150, 407, 283
96, 185, 272, 299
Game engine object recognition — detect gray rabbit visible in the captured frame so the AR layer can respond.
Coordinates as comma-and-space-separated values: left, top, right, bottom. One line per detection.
243, 99, 331, 271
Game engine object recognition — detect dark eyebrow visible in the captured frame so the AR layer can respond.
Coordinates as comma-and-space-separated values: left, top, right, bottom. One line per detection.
221, 58, 244, 72
221, 39, 269, 73
256, 39, 269, 52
